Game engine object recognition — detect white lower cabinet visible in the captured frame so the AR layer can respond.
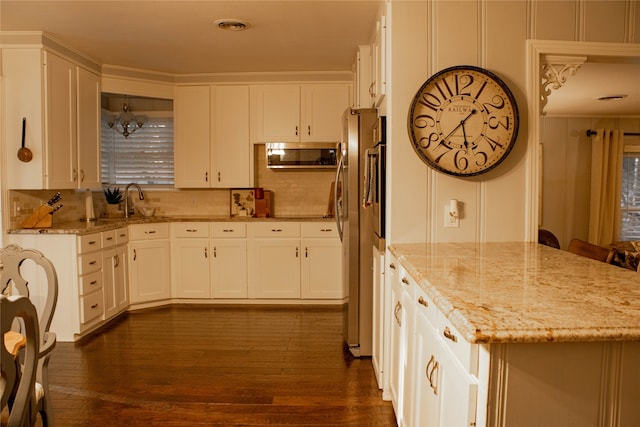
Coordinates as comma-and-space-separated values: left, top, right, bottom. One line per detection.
248, 222, 343, 300
211, 223, 248, 299
249, 225, 301, 298
300, 223, 342, 299
372, 244, 388, 395
102, 227, 129, 320
171, 222, 211, 299
128, 223, 171, 304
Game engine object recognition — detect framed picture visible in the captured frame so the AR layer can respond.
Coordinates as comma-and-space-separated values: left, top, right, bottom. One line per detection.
230, 189, 255, 217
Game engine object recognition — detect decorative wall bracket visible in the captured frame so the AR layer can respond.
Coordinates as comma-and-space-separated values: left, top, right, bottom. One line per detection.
540, 55, 586, 115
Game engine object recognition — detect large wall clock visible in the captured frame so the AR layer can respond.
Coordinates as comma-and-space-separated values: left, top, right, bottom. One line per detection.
407, 65, 519, 176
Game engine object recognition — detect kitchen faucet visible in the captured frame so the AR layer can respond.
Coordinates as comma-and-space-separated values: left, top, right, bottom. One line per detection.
124, 183, 144, 218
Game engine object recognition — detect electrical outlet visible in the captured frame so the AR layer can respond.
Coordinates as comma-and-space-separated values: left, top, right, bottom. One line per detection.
444, 206, 459, 228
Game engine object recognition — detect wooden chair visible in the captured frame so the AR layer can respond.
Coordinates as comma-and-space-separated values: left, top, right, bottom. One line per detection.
1, 295, 40, 427
567, 238, 616, 263
538, 229, 560, 249
1, 245, 58, 427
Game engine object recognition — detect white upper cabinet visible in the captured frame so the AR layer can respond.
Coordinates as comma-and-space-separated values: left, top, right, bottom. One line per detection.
174, 85, 211, 188
250, 83, 351, 144
174, 85, 251, 188
2, 47, 101, 189
76, 67, 102, 189
250, 85, 301, 143
212, 85, 251, 188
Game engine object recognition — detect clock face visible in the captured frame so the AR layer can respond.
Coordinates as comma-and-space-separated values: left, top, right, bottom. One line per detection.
408, 65, 519, 176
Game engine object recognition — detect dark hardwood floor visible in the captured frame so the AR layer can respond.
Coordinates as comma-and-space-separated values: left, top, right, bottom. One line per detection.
44, 305, 397, 426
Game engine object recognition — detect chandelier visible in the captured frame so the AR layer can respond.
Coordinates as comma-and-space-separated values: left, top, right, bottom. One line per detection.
108, 99, 145, 138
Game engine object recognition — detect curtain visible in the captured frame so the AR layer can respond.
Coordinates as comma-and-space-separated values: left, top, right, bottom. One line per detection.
589, 129, 624, 246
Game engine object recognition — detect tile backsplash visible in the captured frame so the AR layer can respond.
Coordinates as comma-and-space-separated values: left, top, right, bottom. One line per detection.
7, 145, 336, 229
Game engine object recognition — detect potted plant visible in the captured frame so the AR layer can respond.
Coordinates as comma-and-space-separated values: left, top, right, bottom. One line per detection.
103, 186, 124, 218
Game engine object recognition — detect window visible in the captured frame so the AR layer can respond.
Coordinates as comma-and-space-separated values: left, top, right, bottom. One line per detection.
620, 146, 640, 240
100, 96, 174, 186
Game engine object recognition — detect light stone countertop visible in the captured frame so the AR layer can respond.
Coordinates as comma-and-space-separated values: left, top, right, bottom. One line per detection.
8, 215, 334, 235
389, 242, 640, 344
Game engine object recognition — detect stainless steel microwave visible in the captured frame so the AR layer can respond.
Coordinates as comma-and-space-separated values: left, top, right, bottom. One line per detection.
265, 142, 338, 169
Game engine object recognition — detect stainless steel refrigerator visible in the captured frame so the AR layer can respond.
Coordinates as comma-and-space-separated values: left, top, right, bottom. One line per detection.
334, 108, 380, 357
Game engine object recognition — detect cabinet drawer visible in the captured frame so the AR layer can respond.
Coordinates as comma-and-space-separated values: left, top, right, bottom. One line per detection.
115, 227, 129, 245
414, 285, 439, 329
78, 233, 101, 253
79, 270, 103, 296
80, 289, 103, 325
78, 252, 102, 275
437, 311, 479, 376
301, 222, 338, 238
211, 222, 247, 238
102, 229, 117, 248
172, 222, 210, 238
249, 222, 300, 238
129, 223, 170, 240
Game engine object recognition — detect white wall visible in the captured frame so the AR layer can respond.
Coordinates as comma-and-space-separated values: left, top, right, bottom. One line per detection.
385, 0, 640, 245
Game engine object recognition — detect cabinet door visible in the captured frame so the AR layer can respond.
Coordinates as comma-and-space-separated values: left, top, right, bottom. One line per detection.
103, 247, 118, 319
213, 85, 251, 188
300, 238, 342, 299
437, 345, 478, 427
174, 85, 211, 188
128, 240, 171, 303
388, 276, 407, 417
372, 244, 385, 389
250, 85, 300, 143
301, 84, 351, 142
45, 51, 77, 189
250, 238, 300, 298
172, 239, 211, 298
412, 312, 442, 427
371, 15, 386, 107
211, 239, 248, 298
114, 244, 129, 312
76, 66, 101, 188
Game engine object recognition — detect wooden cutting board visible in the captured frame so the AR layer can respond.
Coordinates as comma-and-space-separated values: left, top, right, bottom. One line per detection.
326, 181, 341, 218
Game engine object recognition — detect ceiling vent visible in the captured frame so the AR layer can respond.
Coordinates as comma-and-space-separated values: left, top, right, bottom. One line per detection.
214, 19, 250, 31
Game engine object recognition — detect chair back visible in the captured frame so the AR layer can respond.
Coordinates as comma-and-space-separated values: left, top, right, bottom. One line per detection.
538, 229, 560, 249
1, 295, 40, 427
1, 244, 58, 343
567, 238, 615, 263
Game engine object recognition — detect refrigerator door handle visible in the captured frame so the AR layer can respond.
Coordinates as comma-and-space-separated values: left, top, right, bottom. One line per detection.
334, 155, 344, 242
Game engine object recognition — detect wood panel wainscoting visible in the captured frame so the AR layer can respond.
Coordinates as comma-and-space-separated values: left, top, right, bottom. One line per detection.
42, 305, 396, 426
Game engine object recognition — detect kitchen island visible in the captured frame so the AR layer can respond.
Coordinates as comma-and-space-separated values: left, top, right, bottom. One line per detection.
387, 242, 640, 427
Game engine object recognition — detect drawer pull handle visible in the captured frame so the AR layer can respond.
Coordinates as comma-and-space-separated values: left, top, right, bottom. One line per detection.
91, 304, 99, 309
119, 233, 127, 238
425, 355, 439, 395
106, 237, 113, 241
186, 229, 197, 232
401, 277, 410, 286
145, 230, 157, 234
320, 228, 333, 232
90, 280, 97, 285
393, 301, 402, 327
223, 229, 235, 233
443, 326, 458, 343
88, 240, 97, 245
389, 263, 396, 270
271, 229, 283, 232
114, 255, 120, 268
418, 296, 428, 307
89, 261, 97, 265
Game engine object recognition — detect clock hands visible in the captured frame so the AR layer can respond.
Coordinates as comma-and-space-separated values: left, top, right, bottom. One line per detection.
442, 109, 477, 146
